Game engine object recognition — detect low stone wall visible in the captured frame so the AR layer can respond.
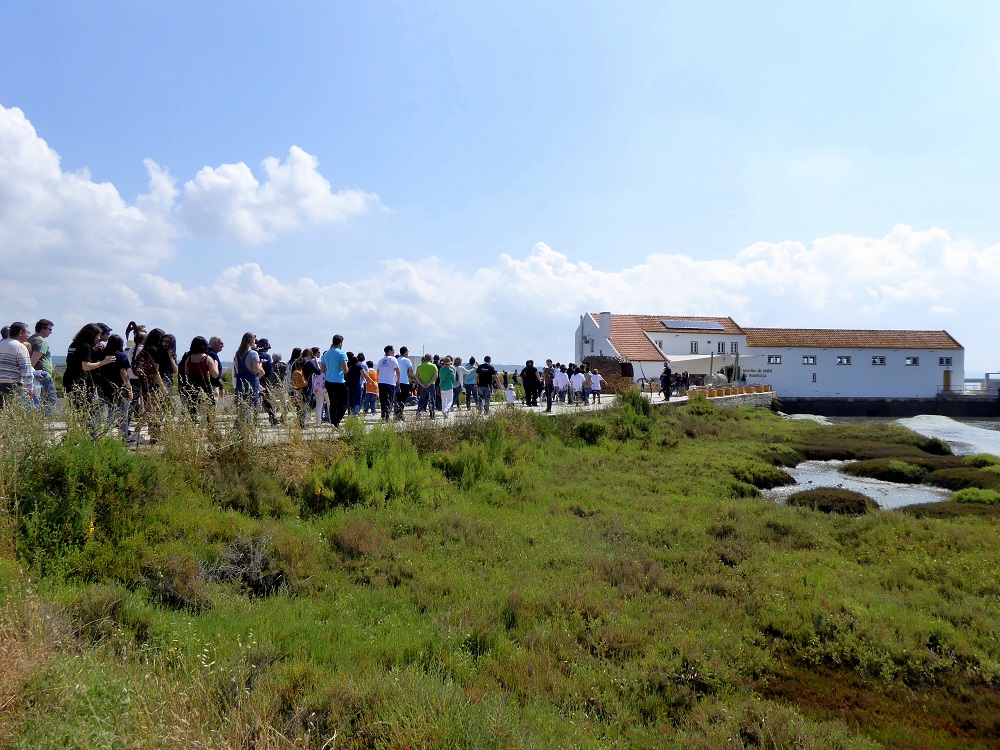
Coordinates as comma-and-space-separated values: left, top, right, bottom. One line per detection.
705, 391, 774, 408
779, 396, 1000, 418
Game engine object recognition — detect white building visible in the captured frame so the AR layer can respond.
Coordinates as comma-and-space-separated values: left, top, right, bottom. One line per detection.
575, 312, 964, 398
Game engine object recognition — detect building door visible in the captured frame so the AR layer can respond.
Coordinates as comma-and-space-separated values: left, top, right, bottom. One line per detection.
943, 370, 951, 392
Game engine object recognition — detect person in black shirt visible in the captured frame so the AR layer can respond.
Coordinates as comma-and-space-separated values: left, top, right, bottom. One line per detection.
65, 323, 115, 434
475, 356, 499, 414
520, 360, 540, 407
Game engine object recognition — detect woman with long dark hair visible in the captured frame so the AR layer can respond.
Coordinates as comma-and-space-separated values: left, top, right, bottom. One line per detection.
131, 327, 174, 442
64, 323, 115, 434
96, 334, 132, 438
179, 335, 219, 422
233, 332, 264, 428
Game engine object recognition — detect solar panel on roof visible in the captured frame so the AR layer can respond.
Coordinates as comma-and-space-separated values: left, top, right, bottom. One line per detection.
661, 320, 724, 331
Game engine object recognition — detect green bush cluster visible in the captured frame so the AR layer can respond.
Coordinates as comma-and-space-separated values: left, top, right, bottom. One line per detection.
12, 435, 160, 573
731, 460, 795, 490
963, 453, 1000, 468
786, 487, 877, 514
841, 458, 928, 484
5, 397, 1000, 748
953, 487, 1000, 504
304, 426, 434, 513
573, 419, 607, 445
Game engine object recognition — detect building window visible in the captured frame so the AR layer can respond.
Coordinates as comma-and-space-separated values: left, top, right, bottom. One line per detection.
690, 341, 698, 354
905, 357, 919, 366
717, 342, 726, 354
653, 340, 663, 351
939, 357, 953, 367
590, 339, 594, 353
812, 373, 817, 382
730, 342, 739, 354
802, 355, 816, 365
871, 356, 886, 366
767, 355, 782, 365
837, 356, 852, 365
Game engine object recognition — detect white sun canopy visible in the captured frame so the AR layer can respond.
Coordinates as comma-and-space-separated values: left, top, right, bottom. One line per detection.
658, 353, 765, 375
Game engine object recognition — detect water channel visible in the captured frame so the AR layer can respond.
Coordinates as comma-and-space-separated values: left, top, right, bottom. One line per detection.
764, 415, 1000, 509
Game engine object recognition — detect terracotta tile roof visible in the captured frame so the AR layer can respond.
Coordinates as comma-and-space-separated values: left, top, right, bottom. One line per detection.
588, 314, 744, 361
743, 328, 963, 350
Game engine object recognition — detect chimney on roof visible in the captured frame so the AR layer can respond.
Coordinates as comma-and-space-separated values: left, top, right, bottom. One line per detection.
599, 312, 611, 343
599, 312, 611, 333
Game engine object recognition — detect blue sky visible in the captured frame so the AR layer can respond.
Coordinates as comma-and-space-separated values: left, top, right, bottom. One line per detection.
2, 1, 1000, 372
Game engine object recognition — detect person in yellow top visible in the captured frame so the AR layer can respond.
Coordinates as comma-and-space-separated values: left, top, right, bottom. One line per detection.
415, 353, 439, 419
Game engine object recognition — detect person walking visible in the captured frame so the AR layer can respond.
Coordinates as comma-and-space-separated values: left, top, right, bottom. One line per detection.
395, 346, 415, 418
376, 345, 400, 421
475, 356, 499, 414
27, 319, 56, 414
462, 356, 479, 410
415, 353, 438, 419
232, 332, 265, 429
320, 334, 350, 428
438, 357, 457, 418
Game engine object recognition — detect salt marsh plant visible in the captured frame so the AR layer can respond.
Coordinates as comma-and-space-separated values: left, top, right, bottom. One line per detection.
2, 394, 1000, 748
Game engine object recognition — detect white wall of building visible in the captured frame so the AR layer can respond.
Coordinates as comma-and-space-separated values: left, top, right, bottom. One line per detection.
576, 312, 616, 361
741, 347, 965, 398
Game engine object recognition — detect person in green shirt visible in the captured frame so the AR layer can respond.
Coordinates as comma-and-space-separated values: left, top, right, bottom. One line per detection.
438, 356, 457, 418
28, 318, 55, 414
415, 353, 439, 419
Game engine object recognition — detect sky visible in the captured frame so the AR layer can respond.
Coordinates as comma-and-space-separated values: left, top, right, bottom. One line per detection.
2, 1, 1000, 373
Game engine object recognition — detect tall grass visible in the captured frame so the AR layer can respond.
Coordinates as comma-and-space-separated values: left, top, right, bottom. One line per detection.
1, 395, 999, 748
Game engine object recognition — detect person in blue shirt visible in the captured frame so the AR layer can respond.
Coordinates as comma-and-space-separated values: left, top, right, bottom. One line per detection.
320, 334, 350, 427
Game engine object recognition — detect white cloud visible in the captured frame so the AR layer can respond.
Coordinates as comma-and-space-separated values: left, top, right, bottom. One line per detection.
1, 103, 996, 373
0, 105, 177, 282
106, 225, 995, 374
177, 146, 380, 243
0, 103, 380, 324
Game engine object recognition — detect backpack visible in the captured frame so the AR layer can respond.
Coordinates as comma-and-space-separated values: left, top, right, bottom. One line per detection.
311, 370, 326, 395
291, 368, 308, 390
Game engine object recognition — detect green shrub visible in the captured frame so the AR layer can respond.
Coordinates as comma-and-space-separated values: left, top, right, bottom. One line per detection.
304, 426, 435, 513
142, 553, 212, 611
435, 442, 522, 491
963, 453, 1000, 468
204, 442, 297, 519
686, 393, 716, 416
13, 436, 160, 573
67, 584, 155, 648
917, 436, 952, 455
731, 461, 795, 489
840, 459, 927, 484
924, 467, 1000, 491
953, 488, 1000, 504
786, 487, 877, 514
616, 388, 653, 417
574, 419, 607, 445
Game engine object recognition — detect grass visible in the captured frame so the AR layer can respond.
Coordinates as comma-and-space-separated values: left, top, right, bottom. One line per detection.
1, 396, 1000, 748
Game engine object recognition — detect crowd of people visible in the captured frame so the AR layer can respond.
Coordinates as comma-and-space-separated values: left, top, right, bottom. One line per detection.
0, 317, 612, 442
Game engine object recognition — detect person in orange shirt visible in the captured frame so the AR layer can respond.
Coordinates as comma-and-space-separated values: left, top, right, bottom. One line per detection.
363, 360, 379, 415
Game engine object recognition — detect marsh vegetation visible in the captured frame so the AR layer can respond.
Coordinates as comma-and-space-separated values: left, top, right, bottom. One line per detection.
1, 393, 999, 748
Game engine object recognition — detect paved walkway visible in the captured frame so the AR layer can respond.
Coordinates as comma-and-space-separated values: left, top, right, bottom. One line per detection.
37, 389, 694, 444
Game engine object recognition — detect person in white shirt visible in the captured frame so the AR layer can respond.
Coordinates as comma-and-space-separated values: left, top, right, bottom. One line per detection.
553, 367, 569, 403
0, 321, 35, 408
395, 345, 415, 418
590, 369, 604, 403
376, 345, 400, 421
570, 370, 585, 405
